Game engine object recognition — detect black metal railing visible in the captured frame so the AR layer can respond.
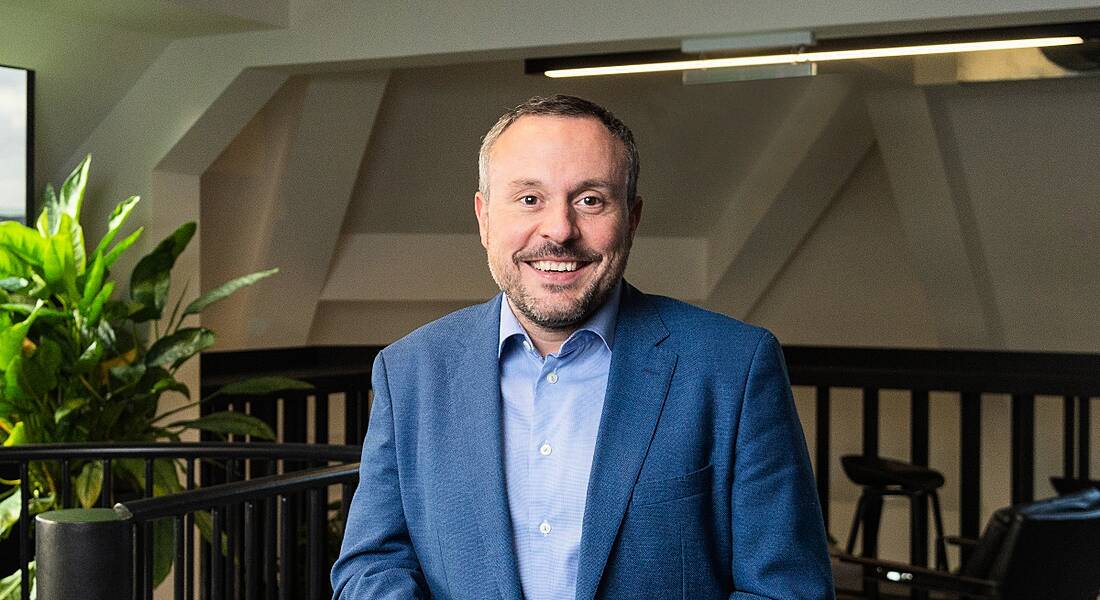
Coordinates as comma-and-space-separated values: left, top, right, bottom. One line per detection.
786, 345, 1100, 569
200, 345, 381, 447
115, 461, 360, 600
0, 443, 360, 600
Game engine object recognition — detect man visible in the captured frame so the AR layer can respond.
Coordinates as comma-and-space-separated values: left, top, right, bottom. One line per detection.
332, 95, 833, 599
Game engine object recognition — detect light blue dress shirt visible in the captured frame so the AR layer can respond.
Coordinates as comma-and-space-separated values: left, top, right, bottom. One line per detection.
497, 284, 621, 600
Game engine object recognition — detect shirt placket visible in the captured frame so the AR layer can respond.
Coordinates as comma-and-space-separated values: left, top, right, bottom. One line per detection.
529, 350, 564, 598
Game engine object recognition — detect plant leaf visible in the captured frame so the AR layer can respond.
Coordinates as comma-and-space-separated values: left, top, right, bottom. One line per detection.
0, 302, 40, 368
79, 251, 106, 311
0, 422, 25, 447
91, 195, 139, 261
0, 559, 34, 599
169, 411, 275, 440
104, 226, 143, 268
74, 461, 103, 509
129, 223, 195, 322
54, 397, 89, 423
86, 281, 114, 325
57, 154, 90, 224
0, 277, 28, 292
144, 327, 214, 369
41, 214, 78, 299
20, 337, 62, 400
214, 376, 313, 396
0, 488, 21, 541
0, 221, 47, 268
183, 268, 278, 316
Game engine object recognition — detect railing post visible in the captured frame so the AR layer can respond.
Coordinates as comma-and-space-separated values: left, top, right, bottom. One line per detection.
35, 508, 132, 600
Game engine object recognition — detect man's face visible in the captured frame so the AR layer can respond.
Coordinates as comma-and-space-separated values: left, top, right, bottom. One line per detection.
475, 115, 642, 331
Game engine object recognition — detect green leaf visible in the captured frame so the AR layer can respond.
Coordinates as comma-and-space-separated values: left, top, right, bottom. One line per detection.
74, 461, 103, 509
90, 195, 139, 261
79, 251, 106, 310
109, 362, 146, 387
0, 488, 21, 540
169, 411, 275, 440
54, 398, 89, 423
58, 155, 90, 221
2, 360, 28, 409
2, 422, 26, 447
0, 302, 40, 368
41, 214, 79, 300
183, 268, 278, 316
0, 249, 29, 279
103, 226, 143, 268
0, 221, 47, 267
0, 277, 28, 292
144, 327, 214, 369
20, 337, 62, 400
73, 340, 104, 375
214, 376, 313, 396
129, 222, 195, 322
0, 558, 34, 599
86, 281, 114, 324
151, 515, 175, 585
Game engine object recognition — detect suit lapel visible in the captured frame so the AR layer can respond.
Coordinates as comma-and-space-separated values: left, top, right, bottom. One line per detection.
449, 294, 523, 599
575, 285, 677, 600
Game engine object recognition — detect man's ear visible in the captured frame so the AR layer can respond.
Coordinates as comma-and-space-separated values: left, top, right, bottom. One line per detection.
474, 191, 489, 249
627, 195, 643, 239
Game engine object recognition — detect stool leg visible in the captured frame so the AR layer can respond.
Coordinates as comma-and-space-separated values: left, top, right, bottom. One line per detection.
909, 491, 929, 567
846, 493, 867, 555
862, 490, 883, 559
930, 491, 949, 571
909, 492, 930, 600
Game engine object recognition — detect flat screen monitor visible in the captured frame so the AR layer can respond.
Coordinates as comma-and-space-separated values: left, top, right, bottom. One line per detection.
0, 64, 32, 224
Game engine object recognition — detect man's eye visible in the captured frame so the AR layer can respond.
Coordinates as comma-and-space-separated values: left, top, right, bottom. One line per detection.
578, 196, 603, 207
519, 195, 539, 205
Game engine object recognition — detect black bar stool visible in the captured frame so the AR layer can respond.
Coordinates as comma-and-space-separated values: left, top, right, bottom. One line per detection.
842, 455, 950, 571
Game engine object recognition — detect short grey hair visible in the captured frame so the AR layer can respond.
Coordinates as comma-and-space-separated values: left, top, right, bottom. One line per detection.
477, 95, 640, 206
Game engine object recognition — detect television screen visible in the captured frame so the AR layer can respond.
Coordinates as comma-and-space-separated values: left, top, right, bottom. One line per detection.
0, 64, 31, 224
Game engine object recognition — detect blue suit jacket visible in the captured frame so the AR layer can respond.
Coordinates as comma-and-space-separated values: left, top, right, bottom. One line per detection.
332, 284, 834, 599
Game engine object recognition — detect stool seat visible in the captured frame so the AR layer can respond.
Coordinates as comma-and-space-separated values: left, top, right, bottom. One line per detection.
841, 455, 945, 492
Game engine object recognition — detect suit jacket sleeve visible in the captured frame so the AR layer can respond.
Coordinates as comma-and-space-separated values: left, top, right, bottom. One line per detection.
729, 332, 835, 600
330, 351, 431, 599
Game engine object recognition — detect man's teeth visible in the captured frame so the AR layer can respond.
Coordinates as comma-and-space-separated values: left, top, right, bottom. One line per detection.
531, 260, 579, 272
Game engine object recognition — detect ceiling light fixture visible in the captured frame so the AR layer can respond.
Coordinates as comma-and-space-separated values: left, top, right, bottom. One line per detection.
525, 22, 1098, 79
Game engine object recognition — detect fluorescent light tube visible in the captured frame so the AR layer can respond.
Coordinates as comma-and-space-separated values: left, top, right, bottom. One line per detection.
543, 36, 1084, 78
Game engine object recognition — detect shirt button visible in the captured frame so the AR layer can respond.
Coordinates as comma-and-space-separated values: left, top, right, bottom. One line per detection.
539, 442, 552, 456
539, 520, 552, 535
546, 372, 559, 384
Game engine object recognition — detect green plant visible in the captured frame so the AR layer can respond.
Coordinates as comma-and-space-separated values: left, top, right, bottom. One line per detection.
0, 156, 309, 593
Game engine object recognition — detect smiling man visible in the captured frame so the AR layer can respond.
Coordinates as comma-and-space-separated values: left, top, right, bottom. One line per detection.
332, 95, 834, 600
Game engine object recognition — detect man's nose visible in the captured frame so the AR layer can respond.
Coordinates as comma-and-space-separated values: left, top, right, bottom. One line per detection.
539, 200, 578, 244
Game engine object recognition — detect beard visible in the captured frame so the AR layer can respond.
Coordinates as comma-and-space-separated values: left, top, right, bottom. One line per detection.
487, 239, 630, 331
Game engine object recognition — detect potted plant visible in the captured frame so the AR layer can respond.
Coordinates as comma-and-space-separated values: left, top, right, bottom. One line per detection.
0, 156, 309, 596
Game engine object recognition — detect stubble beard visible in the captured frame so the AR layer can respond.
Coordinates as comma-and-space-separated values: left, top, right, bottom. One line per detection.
487, 240, 630, 331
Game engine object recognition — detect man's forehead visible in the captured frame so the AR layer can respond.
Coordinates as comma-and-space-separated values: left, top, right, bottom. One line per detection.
488, 116, 626, 180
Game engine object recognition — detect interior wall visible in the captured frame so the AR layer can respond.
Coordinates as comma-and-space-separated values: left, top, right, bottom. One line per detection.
0, 4, 169, 194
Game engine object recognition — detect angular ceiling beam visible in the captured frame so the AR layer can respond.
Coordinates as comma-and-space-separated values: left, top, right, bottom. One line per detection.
704, 76, 874, 319
864, 87, 1004, 348
212, 72, 390, 349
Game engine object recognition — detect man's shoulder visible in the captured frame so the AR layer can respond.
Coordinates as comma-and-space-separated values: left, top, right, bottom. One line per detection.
381, 295, 498, 358
635, 290, 775, 352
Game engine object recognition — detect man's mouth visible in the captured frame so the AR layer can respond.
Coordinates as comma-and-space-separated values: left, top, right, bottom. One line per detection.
529, 260, 581, 272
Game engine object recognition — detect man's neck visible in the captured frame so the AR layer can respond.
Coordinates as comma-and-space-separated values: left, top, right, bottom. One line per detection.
522, 322, 574, 357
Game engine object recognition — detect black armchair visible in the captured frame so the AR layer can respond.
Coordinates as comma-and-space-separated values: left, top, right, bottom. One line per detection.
839, 488, 1100, 599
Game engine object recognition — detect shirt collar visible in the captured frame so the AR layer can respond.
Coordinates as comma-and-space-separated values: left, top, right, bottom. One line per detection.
497, 281, 622, 358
